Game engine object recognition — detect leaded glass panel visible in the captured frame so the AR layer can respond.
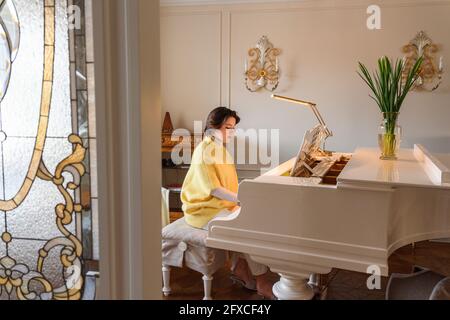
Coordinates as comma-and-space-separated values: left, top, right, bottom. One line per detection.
0, 0, 97, 300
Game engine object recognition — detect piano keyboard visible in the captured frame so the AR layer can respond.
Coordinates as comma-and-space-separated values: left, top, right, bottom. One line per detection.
321, 158, 351, 185
311, 159, 336, 177
293, 154, 351, 185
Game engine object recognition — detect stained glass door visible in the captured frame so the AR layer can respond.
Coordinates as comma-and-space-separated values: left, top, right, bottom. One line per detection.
0, 0, 97, 300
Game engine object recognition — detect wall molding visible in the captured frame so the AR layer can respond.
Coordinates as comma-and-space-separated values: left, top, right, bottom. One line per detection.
161, 9, 223, 113
161, 0, 450, 15
161, 0, 450, 112
220, 11, 231, 107
161, 0, 307, 7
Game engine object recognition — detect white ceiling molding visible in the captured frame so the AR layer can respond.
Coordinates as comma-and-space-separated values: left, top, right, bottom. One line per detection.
160, 0, 450, 7
160, 0, 306, 7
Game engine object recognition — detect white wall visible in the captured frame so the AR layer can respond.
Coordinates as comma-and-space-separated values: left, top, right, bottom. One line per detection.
161, 0, 450, 163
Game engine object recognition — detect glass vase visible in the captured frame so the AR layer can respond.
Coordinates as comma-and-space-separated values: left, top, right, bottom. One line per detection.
378, 112, 402, 160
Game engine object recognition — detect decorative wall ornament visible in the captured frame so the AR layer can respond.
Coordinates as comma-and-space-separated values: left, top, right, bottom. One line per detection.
402, 31, 444, 91
244, 36, 281, 92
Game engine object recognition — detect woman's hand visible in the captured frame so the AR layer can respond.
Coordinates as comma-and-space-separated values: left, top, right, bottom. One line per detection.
231, 205, 241, 213
210, 187, 239, 203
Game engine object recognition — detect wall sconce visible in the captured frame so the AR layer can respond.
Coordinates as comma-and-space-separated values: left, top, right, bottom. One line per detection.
244, 36, 281, 92
402, 31, 444, 91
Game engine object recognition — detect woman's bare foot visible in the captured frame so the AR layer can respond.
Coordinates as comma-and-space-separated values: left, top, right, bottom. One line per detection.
255, 272, 276, 299
232, 258, 255, 289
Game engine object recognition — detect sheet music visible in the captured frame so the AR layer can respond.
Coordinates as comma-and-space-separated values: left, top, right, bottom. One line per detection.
290, 125, 328, 177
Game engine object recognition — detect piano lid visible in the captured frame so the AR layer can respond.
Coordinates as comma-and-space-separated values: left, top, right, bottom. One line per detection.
338, 145, 450, 190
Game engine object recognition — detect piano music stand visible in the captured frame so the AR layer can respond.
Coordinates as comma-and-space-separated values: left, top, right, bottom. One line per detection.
290, 124, 329, 177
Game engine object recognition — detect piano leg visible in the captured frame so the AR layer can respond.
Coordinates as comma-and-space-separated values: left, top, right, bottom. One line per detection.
273, 274, 315, 300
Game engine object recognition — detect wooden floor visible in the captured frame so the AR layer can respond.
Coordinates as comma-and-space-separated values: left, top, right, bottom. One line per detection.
163, 240, 450, 300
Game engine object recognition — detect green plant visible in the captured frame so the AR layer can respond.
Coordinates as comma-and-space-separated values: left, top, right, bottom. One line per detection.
358, 56, 423, 159
358, 56, 423, 115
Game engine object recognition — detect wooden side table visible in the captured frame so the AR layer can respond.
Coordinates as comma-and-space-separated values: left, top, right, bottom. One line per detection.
170, 211, 184, 223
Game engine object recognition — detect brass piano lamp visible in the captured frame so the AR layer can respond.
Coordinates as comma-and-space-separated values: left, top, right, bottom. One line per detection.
271, 94, 333, 138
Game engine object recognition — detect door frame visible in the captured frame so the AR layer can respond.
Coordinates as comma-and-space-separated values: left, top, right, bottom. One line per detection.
92, 0, 162, 300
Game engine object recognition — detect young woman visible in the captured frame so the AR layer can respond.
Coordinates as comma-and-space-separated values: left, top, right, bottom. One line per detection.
181, 107, 276, 299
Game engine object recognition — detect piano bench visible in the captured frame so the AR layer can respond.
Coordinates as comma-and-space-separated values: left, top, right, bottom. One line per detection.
161, 217, 228, 300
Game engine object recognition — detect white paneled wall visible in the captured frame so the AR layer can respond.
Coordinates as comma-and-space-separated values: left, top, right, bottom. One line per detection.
161, 11, 222, 129
161, 0, 450, 163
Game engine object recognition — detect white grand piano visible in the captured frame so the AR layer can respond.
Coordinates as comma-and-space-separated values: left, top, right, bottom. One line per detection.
206, 124, 450, 300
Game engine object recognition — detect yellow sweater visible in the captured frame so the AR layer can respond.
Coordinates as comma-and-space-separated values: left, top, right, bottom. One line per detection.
181, 137, 239, 228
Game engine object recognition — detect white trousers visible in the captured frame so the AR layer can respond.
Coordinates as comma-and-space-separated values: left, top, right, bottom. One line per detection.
201, 209, 269, 277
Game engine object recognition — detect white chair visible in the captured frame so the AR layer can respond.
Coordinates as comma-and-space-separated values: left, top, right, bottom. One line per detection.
386, 266, 450, 300
161, 218, 228, 300
161, 187, 170, 228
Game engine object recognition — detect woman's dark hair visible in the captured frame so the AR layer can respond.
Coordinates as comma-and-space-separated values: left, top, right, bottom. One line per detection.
204, 107, 240, 134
